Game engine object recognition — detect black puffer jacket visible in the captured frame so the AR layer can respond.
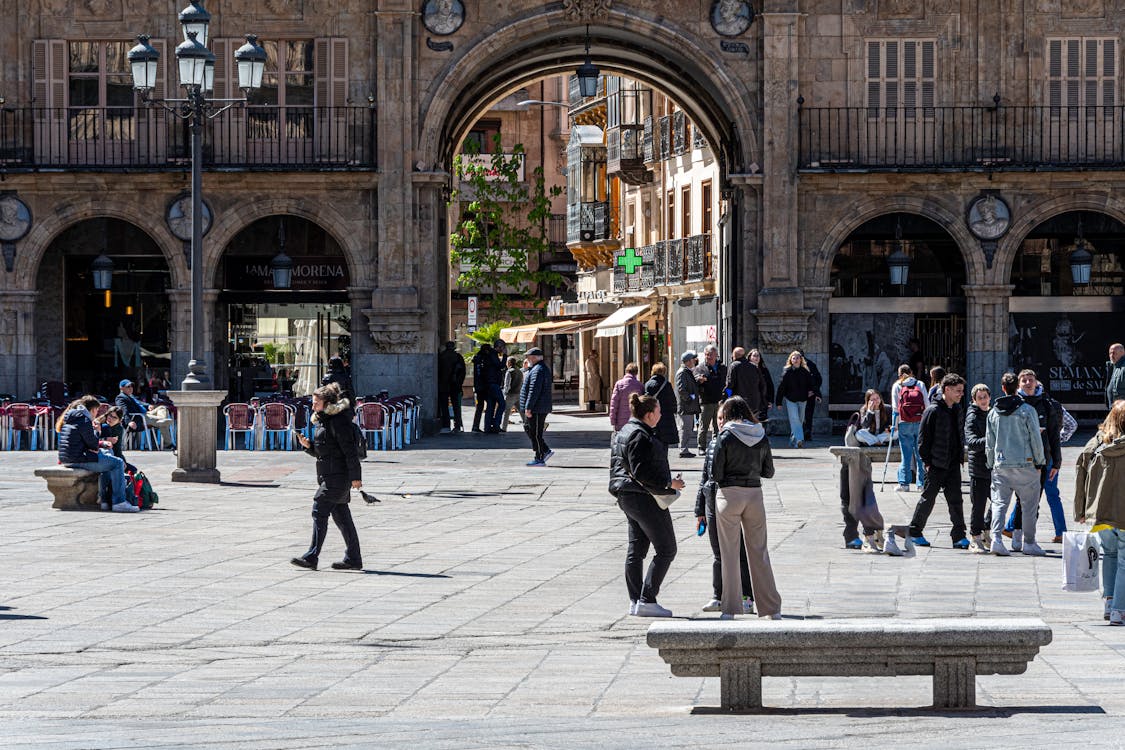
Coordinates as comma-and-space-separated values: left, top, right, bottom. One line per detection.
919, 398, 964, 471
694, 420, 775, 516
58, 408, 100, 464
609, 418, 673, 498
776, 366, 814, 405
964, 403, 990, 479
304, 398, 362, 498
644, 374, 679, 447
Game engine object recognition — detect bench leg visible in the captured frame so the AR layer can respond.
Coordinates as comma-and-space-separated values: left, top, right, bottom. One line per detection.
720, 659, 762, 711
933, 657, 976, 708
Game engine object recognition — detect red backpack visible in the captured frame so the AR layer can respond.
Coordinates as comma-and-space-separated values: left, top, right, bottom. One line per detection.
898, 382, 926, 423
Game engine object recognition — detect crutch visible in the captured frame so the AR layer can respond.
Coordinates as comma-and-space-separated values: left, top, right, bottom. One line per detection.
879, 413, 898, 492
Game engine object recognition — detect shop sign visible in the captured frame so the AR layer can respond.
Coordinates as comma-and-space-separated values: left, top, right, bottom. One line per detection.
224, 256, 348, 290
1010, 312, 1118, 405
685, 324, 717, 343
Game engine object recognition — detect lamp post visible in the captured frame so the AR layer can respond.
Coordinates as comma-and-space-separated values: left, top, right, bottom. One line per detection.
128, 1, 265, 482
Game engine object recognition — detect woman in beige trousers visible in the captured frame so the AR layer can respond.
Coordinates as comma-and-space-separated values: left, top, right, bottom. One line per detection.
708, 396, 782, 619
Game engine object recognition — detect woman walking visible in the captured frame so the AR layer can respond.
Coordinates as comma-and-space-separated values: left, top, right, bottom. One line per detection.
609, 393, 685, 617
709, 396, 781, 619
609, 362, 645, 439
292, 382, 363, 571
776, 350, 814, 447
1075, 400, 1125, 625
645, 363, 680, 453
964, 383, 993, 552
584, 350, 604, 412
749, 349, 773, 423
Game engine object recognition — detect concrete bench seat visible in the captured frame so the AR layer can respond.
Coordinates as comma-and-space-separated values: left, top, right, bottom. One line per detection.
34, 466, 101, 510
830, 444, 901, 463
647, 618, 1052, 711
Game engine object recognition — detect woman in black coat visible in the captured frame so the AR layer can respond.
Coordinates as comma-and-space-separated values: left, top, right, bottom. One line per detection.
775, 351, 815, 447
963, 383, 992, 552
644, 363, 680, 450
292, 382, 364, 571
749, 349, 774, 423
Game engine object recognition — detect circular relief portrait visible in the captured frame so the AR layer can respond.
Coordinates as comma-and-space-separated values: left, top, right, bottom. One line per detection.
966, 194, 1011, 241
422, 0, 465, 36
711, 0, 754, 38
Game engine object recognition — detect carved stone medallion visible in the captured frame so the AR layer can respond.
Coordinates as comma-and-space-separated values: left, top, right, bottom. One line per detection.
710, 0, 754, 38
562, 0, 613, 22
422, 0, 465, 36
0, 196, 32, 243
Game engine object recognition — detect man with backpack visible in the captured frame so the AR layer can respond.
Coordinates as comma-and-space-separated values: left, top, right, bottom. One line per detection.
891, 364, 929, 492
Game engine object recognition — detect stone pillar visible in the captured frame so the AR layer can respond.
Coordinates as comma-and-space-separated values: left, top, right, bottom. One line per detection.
802, 285, 835, 432
0, 290, 39, 398
720, 659, 762, 711
753, 12, 812, 350
167, 289, 191, 387
167, 389, 224, 484
347, 285, 373, 395
964, 284, 1013, 389
932, 656, 977, 709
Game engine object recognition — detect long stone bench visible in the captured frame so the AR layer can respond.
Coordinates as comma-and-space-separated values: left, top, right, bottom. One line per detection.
830, 444, 901, 463
647, 618, 1052, 711
34, 466, 101, 510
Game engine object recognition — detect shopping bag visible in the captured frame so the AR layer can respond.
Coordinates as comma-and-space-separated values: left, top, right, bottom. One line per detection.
1062, 531, 1100, 592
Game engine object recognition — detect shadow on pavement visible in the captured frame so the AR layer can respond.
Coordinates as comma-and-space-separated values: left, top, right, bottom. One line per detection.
693, 704, 1105, 717
360, 570, 451, 579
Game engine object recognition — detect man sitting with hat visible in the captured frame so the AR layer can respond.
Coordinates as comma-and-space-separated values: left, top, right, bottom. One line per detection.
116, 379, 175, 450
518, 347, 554, 466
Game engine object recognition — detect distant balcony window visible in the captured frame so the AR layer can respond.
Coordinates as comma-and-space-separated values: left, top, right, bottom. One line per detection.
67, 41, 135, 142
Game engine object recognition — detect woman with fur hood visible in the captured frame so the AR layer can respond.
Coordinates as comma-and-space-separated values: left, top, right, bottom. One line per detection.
292, 382, 363, 571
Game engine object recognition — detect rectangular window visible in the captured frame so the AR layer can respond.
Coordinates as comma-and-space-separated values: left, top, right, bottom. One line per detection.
66, 40, 135, 140
701, 181, 713, 236
681, 186, 692, 238
464, 119, 501, 153
666, 189, 675, 240
1048, 37, 1117, 117
866, 39, 935, 119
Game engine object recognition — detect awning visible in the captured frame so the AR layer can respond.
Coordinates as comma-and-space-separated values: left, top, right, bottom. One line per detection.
594, 304, 652, 338
499, 319, 601, 344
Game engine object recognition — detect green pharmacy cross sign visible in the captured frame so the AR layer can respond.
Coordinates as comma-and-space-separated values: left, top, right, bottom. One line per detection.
616, 247, 643, 274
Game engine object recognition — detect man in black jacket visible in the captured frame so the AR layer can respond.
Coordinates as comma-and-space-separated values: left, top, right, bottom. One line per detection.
696, 345, 727, 453
725, 347, 765, 418
909, 373, 967, 548
436, 341, 466, 433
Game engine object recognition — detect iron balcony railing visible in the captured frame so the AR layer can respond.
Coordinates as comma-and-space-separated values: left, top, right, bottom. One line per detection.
800, 104, 1125, 171
613, 234, 714, 293
566, 201, 610, 244
0, 105, 376, 171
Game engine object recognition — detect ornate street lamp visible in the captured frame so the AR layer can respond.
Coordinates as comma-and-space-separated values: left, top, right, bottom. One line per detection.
91, 253, 114, 290
271, 220, 293, 290
886, 217, 911, 287
1068, 217, 1094, 287
178, 1, 212, 47
576, 26, 599, 99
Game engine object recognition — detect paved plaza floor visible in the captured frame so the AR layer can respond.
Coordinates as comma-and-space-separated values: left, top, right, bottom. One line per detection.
1, 407, 1122, 747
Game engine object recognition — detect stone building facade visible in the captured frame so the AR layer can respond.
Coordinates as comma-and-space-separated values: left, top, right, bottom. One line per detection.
1, 0, 1122, 422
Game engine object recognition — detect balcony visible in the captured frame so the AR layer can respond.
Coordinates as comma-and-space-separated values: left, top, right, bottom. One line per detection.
567, 201, 611, 244
799, 105, 1125, 172
0, 105, 376, 171
606, 124, 652, 185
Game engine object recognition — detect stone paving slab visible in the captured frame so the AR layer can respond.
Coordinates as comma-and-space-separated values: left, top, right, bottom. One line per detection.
0, 408, 1123, 746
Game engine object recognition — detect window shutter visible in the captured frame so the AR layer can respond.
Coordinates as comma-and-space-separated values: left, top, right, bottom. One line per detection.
212, 38, 231, 100
32, 40, 67, 164
315, 38, 348, 160
884, 41, 899, 117
1066, 39, 1081, 110
1048, 39, 1062, 109
1104, 39, 1116, 107
867, 41, 881, 114
921, 41, 935, 116
903, 41, 917, 118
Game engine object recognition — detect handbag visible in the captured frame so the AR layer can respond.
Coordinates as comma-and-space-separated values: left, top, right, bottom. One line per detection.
1062, 530, 1101, 592
625, 465, 680, 509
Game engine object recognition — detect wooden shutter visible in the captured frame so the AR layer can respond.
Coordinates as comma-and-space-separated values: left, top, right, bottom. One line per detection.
1103, 39, 1117, 108
210, 38, 245, 164
32, 39, 67, 164
314, 38, 348, 161
920, 41, 935, 117
866, 41, 881, 116
884, 41, 899, 119
1048, 37, 1118, 113
136, 38, 168, 163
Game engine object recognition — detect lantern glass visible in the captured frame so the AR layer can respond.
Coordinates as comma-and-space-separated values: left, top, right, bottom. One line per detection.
271, 252, 293, 289
576, 61, 599, 98
179, 1, 211, 47
175, 34, 211, 88
234, 35, 267, 92
887, 248, 911, 287
127, 36, 160, 91
203, 59, 215, 92
91, 254, 114, 291
1070, 246, 1093, 286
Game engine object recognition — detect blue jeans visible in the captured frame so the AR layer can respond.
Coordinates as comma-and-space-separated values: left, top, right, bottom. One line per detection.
1005, 459, 1067, 537
896, 420, 924, 487
783, 398, 805, 445
1098, 528, 1125, 611
68, 451, 127, 505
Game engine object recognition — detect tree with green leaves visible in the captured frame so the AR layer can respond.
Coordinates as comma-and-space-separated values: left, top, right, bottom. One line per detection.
450, 136, 563, 323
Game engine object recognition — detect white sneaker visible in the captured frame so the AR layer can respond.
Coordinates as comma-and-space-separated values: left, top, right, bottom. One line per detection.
1106, 598, 1114, 621
629, 600, 637, 616
1110, 610, 1124, 626
970, 534, 989, 553
1011, 530, 1023, 552
1021, 541, 1046, 556
100, 502, 110, 511
719, 612, 735, 621
702, 598, 722, 612
633, 601, 673, 618
111, 502, 140, 513
883, 533, 904, 557
743, 597, 755, 614
767, 613, 783, 620
990, 538, 1010, 556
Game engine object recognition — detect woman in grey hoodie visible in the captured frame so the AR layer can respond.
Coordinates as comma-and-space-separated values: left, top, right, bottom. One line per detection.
708, 396, 782, 620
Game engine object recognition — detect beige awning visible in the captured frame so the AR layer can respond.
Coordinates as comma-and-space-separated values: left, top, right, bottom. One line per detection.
499, 319, 600, 343
594, 305, 652, 338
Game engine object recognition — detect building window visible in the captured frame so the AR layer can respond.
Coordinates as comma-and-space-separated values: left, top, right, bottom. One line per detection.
666, 189, 675, 240
1047, 37, 1117, 116
249, 40, 315, 108
67, 41, 135, 139
701, 181, 713, 235
681, 186, 692, 238
465, 119, 501, 153
866, 39, 935, 119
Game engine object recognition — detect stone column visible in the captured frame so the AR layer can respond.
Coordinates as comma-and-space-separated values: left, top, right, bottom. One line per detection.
802, 285, 835, 432
932, 656, 977, 708
347, 285, 373, 395
964, 284, 1013, 389
167, 389, 224, 484
167, 289, 191, 387
720, 659, 762, 711
0, 290, 39, 398
753, 11, 812, 349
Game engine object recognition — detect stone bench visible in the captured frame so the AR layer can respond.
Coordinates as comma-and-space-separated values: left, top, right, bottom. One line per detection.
34, 466, 101, 510
647, 618, 1052, 711
830, 444, 901, 463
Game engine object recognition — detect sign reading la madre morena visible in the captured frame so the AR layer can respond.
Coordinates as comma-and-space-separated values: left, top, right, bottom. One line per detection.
224, 256, 348, 291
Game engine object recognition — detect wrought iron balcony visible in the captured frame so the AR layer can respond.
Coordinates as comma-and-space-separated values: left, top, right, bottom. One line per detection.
607, 124, 653, 184
567, 201, 611, 244
799, 104, 1125, 171
0, 105, 376, 171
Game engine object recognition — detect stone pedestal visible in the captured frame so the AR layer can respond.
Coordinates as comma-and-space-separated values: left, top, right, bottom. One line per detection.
167, 390, 224, 484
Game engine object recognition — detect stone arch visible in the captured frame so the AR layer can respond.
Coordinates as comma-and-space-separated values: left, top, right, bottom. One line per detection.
17, 200, 186, 290
417, 10, 759, 181
204, 198, 369, 289
994, 192, 1125, 283
810, 195, 982, 287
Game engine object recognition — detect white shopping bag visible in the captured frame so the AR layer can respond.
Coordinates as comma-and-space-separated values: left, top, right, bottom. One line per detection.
1062, 531, 1100, 592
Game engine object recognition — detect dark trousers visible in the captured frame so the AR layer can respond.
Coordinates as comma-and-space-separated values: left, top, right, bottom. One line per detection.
438, 390, 463, 430
471, 391, 487, 430
909, 464, 966, 541
969, 473, 992, 536
525, 412, 549, 460
617, 492, 677, 604
302, 494, 362, 566
706, 504, 751, 600
485, 383, 505, 431
803, 394, 817, 439
839, 464, 880, 541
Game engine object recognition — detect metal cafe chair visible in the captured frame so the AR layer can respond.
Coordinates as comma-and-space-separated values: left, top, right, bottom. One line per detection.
223, 403, 256, 450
